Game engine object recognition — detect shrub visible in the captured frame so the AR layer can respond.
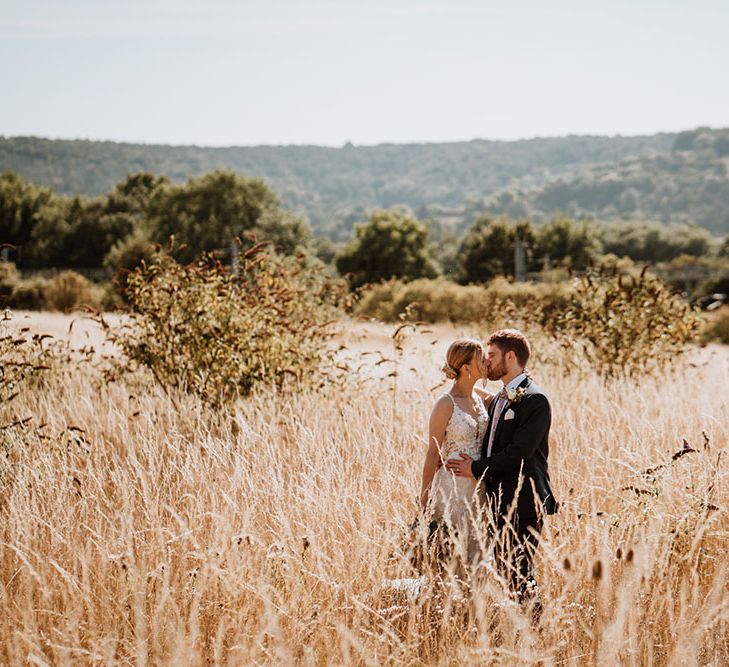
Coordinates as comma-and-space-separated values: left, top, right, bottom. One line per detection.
100, 281, 123, 311
104, 229, 158, 302
356, 278, 489, 322
104, 244, 345, 403
701, 307, 729, 344
545, 266, 702, 376
482, 276, 573, 325
44, 271, 102, 312
0, 261, 21, 305
6, 276, 48, 310
355, 276, 572, 324
696, 271, 729, 300
104, 229, 156, 279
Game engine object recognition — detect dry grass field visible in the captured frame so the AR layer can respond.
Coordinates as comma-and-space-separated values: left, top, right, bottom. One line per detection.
2, 312, 729, 665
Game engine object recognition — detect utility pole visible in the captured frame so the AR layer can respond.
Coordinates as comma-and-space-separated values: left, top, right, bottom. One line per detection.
231, 241, 240, 275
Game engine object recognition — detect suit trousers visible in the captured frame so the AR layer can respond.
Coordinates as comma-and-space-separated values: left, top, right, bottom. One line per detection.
493, 513, 542, 596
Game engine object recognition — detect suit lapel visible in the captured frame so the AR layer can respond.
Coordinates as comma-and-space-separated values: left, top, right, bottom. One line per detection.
487, 394, 499, 420
491, 377, 532, 453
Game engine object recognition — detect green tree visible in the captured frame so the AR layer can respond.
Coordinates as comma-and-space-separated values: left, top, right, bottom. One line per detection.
254, 209, 312, 256
0, 172, 64, 267
535, 217, 602, 269
457, 217, 534, 284
107, 172, 170, 215
601, 221, 714, 262
103, 228, 157, 295
335, 210, 439, 289
59, 196, 137, 268
148, 170, 309, 262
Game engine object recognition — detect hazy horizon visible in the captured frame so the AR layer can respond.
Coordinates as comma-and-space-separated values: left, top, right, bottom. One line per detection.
1, 124, 716, 150
3, 0, 729, 147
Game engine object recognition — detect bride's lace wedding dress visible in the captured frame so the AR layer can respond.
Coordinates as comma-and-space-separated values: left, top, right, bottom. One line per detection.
428, 393, 489, 564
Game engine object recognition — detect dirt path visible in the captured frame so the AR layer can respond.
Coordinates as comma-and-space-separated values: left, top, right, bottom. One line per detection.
6, 310, 727, 388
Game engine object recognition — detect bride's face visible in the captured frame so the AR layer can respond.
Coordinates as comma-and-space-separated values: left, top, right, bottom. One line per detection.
474, 349, 488, 379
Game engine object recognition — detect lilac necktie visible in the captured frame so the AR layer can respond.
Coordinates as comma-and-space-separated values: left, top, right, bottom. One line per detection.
486, 388, 509, 458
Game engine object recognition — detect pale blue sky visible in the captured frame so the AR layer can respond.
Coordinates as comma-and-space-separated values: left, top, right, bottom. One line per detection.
2, 0, 727, 146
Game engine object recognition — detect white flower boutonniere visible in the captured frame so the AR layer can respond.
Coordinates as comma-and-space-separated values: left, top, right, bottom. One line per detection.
506, 386, 528, 403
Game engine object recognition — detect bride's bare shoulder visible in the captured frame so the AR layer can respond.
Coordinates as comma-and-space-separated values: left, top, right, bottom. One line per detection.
431, 393, 454, 416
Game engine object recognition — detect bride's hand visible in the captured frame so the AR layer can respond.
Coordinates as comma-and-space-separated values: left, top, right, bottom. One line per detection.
445, 454, 475, 479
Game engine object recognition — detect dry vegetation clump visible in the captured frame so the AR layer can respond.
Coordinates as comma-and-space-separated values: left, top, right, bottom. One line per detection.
355, 276, 572, 324
97, 244, 346, 403
43, 271, 104, 313
702, 305, 729, 345
356, 268, 701, 378
544, 266, 702, 377
1, 311, 728, 665
1, 263, 105, 312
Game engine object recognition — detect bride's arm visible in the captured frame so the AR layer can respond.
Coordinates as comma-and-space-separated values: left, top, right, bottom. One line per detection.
474, 386, 495, 409
420, 396, 452, 512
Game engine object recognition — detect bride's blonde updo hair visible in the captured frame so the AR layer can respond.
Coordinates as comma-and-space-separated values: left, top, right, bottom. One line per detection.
441, 338, 484, 380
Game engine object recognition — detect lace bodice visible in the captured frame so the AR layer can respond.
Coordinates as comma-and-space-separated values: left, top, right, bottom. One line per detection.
441, 393, 489, 461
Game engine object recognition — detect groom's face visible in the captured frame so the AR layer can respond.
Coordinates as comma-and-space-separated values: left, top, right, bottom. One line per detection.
486, 344, 508, 381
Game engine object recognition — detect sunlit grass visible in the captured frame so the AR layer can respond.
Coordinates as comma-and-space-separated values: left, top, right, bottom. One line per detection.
1, 314, 728, 665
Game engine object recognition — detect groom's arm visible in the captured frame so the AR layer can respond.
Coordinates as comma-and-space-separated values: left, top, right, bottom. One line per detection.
474, 394, 551, 478
471, 456, 489, 481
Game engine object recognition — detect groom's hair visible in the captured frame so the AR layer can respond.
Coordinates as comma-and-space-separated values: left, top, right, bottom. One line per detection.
487, 329, 531, 367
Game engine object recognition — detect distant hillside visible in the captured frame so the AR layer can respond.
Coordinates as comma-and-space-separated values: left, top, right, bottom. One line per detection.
0, 133, 676, 238
479, 128, 729, 235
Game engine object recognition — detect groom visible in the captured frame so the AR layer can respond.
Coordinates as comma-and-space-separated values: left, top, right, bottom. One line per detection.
445, 328, 557, 602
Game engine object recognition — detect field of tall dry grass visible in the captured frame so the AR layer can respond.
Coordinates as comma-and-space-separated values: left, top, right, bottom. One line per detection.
2, 312, 728, 665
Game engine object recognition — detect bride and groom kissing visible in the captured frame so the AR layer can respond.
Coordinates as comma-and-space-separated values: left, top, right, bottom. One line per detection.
419, 329, 558, 610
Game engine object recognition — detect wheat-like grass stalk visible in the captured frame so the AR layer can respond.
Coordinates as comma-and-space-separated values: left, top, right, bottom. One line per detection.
1, 314, 728, 665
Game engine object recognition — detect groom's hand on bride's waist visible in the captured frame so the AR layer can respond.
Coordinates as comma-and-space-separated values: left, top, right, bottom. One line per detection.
444, 454, 475, 479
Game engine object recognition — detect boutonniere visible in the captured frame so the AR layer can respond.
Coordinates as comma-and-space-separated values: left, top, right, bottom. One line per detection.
506, 386, 528, 403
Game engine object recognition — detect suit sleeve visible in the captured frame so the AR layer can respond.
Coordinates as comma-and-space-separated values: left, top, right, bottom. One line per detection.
473, 394, 551, 478
471, 455, 489, 480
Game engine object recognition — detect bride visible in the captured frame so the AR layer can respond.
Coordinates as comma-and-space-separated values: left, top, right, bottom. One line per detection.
419, 338, 494, 565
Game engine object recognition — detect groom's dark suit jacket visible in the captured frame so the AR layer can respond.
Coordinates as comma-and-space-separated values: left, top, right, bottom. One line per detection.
471, 377, 558, 520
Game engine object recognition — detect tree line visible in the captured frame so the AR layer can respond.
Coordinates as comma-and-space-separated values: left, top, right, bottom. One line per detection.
0, 132, 681, 233
0, 170, 311, 271
336, 210, 726, 289
1, 169, 727, 294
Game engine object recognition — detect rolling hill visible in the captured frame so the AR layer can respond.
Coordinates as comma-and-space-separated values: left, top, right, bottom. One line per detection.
2, 128, 728, 237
